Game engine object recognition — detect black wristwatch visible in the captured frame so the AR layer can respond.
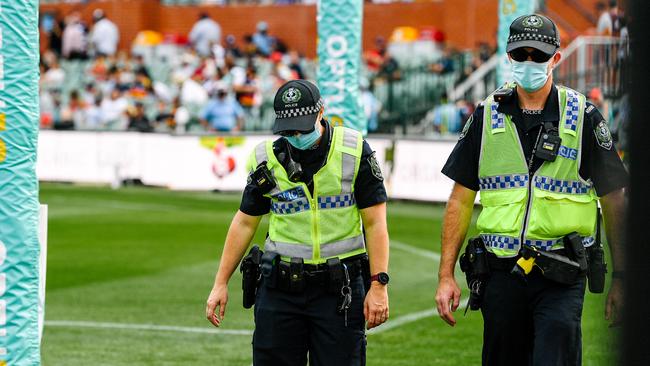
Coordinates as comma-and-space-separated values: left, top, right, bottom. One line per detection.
370, 272, 390, 285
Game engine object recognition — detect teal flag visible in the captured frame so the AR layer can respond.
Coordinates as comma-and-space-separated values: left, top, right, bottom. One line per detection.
0, 1, 42, 365
317, 0, 366, 134
496, 0, 537, 86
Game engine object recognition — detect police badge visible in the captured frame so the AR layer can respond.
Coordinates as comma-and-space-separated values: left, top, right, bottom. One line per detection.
595, 120, 613, 150
368, 152, 383, 181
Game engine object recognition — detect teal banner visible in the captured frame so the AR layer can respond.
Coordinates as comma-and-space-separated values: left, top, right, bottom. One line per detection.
496, 0, 537, 86
0, 1, 42, 365
317, 0, 366, 134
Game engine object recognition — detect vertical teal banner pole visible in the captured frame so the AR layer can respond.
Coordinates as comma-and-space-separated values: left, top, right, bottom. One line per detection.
317, 0, 366, 134
0, 0, 42, 365
496, 0, 537, 86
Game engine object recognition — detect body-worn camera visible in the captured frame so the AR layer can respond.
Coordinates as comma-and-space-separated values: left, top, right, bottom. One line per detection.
534, 122, 562, 162
250, 162, 276, 194
493, 87, 514, 103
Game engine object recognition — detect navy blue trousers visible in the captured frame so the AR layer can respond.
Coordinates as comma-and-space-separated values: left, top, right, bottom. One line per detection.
481, 268, 587, 366
253, 274, 367, 366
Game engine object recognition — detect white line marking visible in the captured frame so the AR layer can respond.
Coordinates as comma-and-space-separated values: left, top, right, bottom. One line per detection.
46, 320, 253, 336
47, 241, 451, 337
368, 298, 470, 335
391, 240, 441, 261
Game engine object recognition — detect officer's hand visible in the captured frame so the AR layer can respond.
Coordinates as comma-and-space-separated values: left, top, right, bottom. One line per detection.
364, 283, 389, 329
605, 278, 624, 327
206, 284, 228, 327
435, 275, 461, 327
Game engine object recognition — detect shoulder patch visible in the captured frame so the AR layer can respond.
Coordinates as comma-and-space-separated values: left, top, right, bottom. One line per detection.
368, 152, 383, 181
585, 104, 595, 114
459, 114, 473, 140
595, 120, 613, 150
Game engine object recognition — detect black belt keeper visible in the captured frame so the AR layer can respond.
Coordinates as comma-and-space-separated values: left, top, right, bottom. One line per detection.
290, 258, 306, 292
260, 251, 279, 289
327, 258, 344, 293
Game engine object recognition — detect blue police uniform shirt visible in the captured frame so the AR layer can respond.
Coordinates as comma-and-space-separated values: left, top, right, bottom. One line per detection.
240, 120, 388, 216
442, 84, 628, 196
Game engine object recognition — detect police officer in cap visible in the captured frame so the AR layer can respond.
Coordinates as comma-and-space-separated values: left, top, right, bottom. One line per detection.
206, 79, 390, 365
434, 14, 627, 365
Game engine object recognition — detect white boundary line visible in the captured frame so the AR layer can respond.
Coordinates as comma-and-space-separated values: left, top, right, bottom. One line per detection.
47, 240, 456, 337
390, 240, 441, 261
45, 320, 253, 336
369, 240, 468, 335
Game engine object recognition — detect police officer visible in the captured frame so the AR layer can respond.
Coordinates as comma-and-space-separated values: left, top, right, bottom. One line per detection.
206, 79, 390, 365
434, 14, 627, 365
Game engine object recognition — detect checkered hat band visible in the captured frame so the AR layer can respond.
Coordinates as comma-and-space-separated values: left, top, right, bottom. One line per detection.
275, 98, 324, 119
508, 33, 560, 47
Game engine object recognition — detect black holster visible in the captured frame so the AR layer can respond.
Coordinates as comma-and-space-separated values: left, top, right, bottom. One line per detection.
240, 245, 263, 309
459, 237, 490, 311
585, 209, 607, 293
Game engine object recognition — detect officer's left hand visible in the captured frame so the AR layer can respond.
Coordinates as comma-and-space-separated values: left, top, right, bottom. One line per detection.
605, 278, 624, 327
364, 283, 389, 329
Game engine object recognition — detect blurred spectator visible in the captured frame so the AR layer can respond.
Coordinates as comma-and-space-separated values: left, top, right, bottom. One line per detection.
597, 1, 621, 36
85, 97, 104, 130
224, 35, 243, 59
252, 21, 274, 57
430, 46, 455, 75
431, 92, 462, 134
42, 60, 65, 90
58, 90, 86, 130
361, 81, 382, 132
200, 86, 245, 132
41, 12, 64, 57
364, 36, 387, 73
101, 89, 129, 129
128, 102, 154, 132
90, 9, 119, 57
288, 50, 305, 79
181, 70, 209, 112
189, 13, 222, 57
588, 87, 614, 125
62, 12, 87, 60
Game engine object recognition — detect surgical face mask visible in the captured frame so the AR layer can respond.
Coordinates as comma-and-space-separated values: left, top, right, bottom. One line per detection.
285, 127, 322, 150
511, 59, 553, 92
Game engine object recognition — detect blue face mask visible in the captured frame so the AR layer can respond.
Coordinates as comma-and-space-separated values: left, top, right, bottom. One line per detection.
511, 59, 552, 92
285, 127, 322, 150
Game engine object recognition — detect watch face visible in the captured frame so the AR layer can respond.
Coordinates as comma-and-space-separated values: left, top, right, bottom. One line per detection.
378, 272, 390, 285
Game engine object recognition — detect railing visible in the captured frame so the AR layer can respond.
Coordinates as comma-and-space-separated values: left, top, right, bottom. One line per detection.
554, 36, 629, 98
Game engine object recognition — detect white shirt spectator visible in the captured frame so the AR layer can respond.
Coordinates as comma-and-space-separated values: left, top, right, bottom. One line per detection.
181, 77, 209, 110
62, 21, 87, 58
42, 65, 66, 90
91, 17, 120, 56
100, 93, 129, 128
83, 104, 103, 130
597, 10, 613, 36
189, 16, 222, 57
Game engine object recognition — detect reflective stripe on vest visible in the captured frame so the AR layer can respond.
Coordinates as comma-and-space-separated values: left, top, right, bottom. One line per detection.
479, 174, 529, 190
533, 176, 592, 194
265, 234, 365, 260
481, 234, 597, 252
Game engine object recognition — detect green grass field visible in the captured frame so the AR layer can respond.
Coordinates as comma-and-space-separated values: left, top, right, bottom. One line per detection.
40, 183, 618, 365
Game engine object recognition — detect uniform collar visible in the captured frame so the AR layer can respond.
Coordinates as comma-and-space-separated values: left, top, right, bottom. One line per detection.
497, 84, 560, 132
